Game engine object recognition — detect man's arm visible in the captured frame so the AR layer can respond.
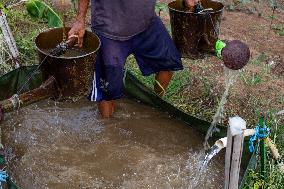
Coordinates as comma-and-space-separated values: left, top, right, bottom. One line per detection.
68, 0, 90, 47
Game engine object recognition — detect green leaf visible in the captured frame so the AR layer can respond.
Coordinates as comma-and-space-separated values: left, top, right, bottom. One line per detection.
155, 2, 168, 13
0, 3, 9, 14
26, 0, 63, 28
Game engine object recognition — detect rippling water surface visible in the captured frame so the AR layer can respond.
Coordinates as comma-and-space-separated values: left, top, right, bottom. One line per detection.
1, 98, 224, 189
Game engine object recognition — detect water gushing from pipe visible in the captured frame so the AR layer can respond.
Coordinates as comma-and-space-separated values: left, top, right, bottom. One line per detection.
204, 68, 240, 149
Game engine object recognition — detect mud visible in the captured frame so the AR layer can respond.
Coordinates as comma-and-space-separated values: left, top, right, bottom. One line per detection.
1, 98, 224, 189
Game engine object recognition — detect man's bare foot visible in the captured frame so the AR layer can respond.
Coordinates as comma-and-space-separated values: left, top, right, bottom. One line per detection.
98, 100, 115, 118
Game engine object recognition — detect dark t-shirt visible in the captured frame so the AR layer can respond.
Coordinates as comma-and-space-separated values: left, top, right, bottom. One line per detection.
91, 0, 156, 41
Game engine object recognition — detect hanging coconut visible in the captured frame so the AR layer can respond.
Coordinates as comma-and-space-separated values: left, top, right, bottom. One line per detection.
220, 40, 250, 70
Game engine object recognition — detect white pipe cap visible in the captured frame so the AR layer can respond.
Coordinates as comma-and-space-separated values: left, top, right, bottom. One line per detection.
229, 116, 246, 136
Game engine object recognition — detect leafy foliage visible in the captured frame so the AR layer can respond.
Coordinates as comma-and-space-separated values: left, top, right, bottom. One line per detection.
243, 113, 284, 189
26, 0, 62, 28
0, 3, 8, 14
155, 2, 168, 16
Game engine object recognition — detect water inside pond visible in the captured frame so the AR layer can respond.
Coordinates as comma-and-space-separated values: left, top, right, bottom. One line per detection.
46, 48, 87, 58
1, 98, 224, 189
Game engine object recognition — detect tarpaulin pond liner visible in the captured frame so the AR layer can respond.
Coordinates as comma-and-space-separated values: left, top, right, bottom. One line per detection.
0, 66, 256, 188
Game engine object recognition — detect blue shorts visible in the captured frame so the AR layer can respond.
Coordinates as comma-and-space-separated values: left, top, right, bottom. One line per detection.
89, 16, 183, 102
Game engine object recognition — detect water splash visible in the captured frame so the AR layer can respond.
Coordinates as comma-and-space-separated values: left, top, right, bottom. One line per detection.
1, 99, 225, 188
191, 144, 222, 188
204, 67, 240, 149
200, 145, 222, 172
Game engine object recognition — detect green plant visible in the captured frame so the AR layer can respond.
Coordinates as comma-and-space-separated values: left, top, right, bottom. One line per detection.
243, 113, 284, 189
243, 170, 265, 189
155, 2, 168, 16
5, 7, 48, 65
278, 96, 284, 104
201, 78, 211, 97
250, 53, 267, 65
267, 14, 277, 20
0, 34, 14, 75
261, 64, 272, 75
272, 24, 284, 36
241, 72, 262, 86
0, 3, 8, 13
71, 0, 78, 11
26, 0, 62, 28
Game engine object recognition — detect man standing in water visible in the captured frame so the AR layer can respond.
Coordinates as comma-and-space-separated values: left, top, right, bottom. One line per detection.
69, 0, 198, 118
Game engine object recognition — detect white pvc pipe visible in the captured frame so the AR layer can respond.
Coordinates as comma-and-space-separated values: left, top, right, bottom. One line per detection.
214, 129, 284, 173
213, 116, 284, 175
214, 129, 256, 149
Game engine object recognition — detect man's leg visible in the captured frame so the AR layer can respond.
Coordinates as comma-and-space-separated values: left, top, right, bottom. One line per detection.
98, 100, 115, 118
132, 17, 183, 97
154, 71, 173, 97
89, 35, 131, 118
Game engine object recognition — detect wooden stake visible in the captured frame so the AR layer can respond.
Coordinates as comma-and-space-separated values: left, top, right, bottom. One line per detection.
224, 117, 246, 189
0, 77, 58, 113
224, 126, 233, 189
229, 133, 244, 188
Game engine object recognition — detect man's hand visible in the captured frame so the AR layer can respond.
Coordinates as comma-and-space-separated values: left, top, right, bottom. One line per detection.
68, 0, 89, 47
185, 0, 199, 7
68, 20, 85, 47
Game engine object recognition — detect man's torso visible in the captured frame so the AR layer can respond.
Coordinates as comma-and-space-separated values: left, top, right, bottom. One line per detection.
91, 0, 156, 41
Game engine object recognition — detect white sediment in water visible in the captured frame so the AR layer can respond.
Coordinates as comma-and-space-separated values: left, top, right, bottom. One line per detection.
204, 67, 241, 149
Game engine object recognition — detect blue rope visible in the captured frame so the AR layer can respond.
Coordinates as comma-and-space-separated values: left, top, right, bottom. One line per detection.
249, 124, 270, 153
0, 170, 8, 189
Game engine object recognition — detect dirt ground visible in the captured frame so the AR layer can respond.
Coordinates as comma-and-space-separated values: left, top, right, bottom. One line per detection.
157, 0, 284, 128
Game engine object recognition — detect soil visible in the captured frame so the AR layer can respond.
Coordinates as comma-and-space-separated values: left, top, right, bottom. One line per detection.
158, 0, 284, 129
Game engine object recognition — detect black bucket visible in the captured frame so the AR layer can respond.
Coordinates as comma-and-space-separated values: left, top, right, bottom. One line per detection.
35, 28, 100, 98
169, 0, 224, 58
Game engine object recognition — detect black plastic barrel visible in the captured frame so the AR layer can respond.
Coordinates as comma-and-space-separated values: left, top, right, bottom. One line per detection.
35, 27, 100, 98
169, 0, 224, 58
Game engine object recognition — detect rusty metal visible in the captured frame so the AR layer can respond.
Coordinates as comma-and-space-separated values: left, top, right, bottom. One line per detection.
35, 27, 100, 98
168, 0, 224, 59
0, 76, 58, 114
222, 40, 250, 70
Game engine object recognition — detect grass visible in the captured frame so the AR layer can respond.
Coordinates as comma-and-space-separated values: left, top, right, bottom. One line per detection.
241, 72, 262, 86
250, 53, 267, 65
243, 113, 284, 189
272, 24, 284, 36
125, 55, 191, 106
5, 7, 48, 66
